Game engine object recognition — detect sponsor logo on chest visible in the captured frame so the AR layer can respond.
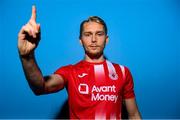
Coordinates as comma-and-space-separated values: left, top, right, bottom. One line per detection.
78, 84, 118, 103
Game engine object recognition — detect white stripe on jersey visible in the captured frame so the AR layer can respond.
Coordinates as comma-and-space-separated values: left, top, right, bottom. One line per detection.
106, 60, 117, 75
94, 64, 105, 81
95, 112, 106, 120
106, 60, 126, 81
106, 60, 119, 80
110, 113, 116, 120
119, 65, 125, 80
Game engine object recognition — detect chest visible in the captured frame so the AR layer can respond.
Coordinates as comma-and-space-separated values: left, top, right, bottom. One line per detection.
67, 64, 126, 97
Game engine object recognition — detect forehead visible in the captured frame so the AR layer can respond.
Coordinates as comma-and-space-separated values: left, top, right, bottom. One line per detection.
83, 21, 104, 32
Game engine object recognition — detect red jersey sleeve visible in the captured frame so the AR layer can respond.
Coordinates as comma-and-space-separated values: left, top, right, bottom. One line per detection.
54, 65, 72, 85
123, 67, 135, 99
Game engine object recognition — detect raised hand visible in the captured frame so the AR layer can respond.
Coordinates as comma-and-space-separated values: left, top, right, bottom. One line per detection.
18, 5, 41, 56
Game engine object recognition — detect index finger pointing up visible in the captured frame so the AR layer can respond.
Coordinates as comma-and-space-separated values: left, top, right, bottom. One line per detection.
31, 5, 36, 21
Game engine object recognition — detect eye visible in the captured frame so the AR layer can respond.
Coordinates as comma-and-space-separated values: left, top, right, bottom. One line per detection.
97, 32, 105, 36
83, 32, 91, 37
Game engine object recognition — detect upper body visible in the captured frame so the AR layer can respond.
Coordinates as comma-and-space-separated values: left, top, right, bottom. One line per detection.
18, 6, 141, 119
55, 60, 135, 119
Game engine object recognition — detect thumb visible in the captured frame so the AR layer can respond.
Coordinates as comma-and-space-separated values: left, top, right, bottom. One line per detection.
37, 24, 40, 32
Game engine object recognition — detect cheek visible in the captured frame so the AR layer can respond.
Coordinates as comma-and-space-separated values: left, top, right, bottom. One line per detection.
98, 38, 106, 46
81, 40, 90, 47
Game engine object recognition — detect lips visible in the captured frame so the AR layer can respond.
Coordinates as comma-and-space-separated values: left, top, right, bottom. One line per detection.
89, 45, 99, 47
88, 45, 99, 50
89, 45, 98, 48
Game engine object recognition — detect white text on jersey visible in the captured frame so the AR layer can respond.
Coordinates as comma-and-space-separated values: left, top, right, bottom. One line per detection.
91, 85, 118, 103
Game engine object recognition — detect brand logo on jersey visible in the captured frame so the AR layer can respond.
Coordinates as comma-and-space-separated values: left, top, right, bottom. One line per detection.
78, 83, 89, 94
109, 72, 118, 80
78, 84, 118, 103
78, 73, 88, 78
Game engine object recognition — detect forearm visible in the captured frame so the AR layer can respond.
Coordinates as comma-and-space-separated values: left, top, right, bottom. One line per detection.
19, 52, 45, 95
128, 111, 141, 119
125, 98, 142, 120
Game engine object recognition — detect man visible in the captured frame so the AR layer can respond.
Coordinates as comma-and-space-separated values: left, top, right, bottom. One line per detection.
18, 5, 141, 119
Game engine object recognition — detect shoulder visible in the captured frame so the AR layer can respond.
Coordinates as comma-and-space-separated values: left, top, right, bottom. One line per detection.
54, 64, 72, 74
107, 60, 126, 69
55, 60, 83, 72
107, 60, 131, 74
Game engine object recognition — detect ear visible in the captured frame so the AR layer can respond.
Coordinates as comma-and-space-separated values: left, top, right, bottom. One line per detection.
79, 39, 83, 45
105, 36, 109, 44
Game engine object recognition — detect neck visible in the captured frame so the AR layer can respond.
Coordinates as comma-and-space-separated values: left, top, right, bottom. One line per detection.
84, 54, 105, 63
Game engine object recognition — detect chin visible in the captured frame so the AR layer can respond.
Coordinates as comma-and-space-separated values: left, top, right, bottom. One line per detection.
86, 51, 103, 59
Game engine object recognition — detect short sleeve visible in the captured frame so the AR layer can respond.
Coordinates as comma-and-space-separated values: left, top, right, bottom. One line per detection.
54, 65, 72, 85
123, 67, 135, 99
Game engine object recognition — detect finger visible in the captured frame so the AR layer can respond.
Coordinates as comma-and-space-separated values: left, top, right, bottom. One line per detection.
29, 20, 38, 33
28, 24, 37, 38
25, 23, 36, 38
30, 5, 36, 22
19, 25, 32, 37
20, 34, 25, 39
37, 23, 40, 32
18, 32, 26, 40
19, 25, 26, 35
18, 25, 32, 41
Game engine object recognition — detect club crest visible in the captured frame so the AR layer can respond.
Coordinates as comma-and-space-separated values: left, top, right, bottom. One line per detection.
109, 72, 118, 80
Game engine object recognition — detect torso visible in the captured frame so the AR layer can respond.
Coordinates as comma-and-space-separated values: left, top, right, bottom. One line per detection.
64, 60, 126, 119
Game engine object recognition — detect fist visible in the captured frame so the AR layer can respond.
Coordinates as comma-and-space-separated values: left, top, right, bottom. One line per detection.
18, 5, 41, 56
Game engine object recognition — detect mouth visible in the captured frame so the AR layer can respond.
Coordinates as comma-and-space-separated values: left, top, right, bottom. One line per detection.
89, 45, 99, 50
89, 44, 99, 47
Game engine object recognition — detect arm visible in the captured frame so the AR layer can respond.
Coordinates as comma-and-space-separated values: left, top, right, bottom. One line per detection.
18, 6, 65, 95
20, 54, 65, 95
125, 98, 141, 119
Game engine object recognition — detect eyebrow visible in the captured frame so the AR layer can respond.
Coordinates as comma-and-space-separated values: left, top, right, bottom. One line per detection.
96, 31, 105, 34
83, 30, 105, 34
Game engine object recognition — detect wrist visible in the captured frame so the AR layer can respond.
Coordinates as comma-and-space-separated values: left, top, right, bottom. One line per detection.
19, 51, 35, 59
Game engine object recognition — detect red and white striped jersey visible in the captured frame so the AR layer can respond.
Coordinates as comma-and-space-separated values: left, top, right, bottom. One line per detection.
54, 60, 135, 119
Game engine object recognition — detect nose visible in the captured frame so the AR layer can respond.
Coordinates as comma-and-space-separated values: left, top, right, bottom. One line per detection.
91, 34, 97, 43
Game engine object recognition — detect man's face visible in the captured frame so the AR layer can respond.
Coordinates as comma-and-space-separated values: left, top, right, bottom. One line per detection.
80, 21, 108, 58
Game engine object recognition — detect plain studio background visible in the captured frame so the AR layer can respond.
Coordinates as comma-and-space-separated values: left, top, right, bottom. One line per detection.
0, 0, 179, 119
